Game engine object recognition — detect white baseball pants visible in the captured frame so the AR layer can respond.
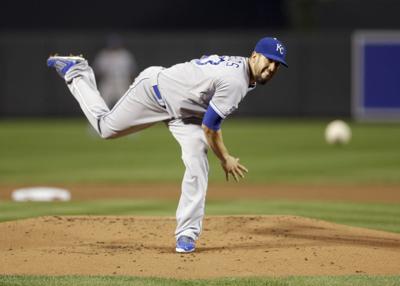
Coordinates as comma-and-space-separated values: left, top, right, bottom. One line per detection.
64, 61, 209, 241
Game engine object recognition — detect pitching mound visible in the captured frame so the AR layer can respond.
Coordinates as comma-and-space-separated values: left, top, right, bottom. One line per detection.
1, 215, 400, 279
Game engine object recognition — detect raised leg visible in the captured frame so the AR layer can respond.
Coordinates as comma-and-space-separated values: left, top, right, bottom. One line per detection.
48, 57, 170, 139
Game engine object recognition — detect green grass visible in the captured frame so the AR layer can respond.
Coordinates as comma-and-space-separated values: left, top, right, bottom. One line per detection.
0, 118, 399, 184
1, 275, 400, 286
1, 199, 400, 233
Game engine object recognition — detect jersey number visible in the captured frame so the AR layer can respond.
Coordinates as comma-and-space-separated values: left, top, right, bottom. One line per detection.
195, 55, 226, 65
195, 55, 240, 68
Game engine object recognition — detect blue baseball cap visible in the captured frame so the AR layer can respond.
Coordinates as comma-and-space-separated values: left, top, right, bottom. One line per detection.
254, 37, 288, 67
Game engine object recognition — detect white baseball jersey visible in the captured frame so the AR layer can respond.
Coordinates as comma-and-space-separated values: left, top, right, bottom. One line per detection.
156, 55, 255, 120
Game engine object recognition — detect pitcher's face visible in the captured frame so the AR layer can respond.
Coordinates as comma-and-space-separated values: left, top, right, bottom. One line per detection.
249, 52, 280, 85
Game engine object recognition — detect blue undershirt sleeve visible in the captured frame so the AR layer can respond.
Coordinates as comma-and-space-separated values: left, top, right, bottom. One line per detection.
202, 105, 224, 131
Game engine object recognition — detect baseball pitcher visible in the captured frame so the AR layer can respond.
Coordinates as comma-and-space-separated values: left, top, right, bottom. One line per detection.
47, 37, 288, 253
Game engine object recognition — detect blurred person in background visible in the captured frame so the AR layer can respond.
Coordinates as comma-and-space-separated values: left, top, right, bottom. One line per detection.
93, 35, 138, 108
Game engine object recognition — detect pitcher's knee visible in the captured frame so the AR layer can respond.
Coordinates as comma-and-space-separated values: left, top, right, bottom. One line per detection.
96, 124, 117, 139
182, 152, 209, 173
181, 138, 208, 163
99, 129, 118, 139
95, 118, 119, 139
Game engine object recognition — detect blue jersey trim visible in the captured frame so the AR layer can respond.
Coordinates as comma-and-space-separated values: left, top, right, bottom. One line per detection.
202, 105, 223, 131
209, 101, 226, 119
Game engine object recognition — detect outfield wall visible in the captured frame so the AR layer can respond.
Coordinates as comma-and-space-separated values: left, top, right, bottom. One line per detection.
0, 31, 350, 117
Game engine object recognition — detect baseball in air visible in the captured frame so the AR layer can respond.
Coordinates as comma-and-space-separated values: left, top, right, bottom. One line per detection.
325, 120, 352, 145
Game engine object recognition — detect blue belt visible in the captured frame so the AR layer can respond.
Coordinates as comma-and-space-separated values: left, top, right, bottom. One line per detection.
152, 85, 166, 108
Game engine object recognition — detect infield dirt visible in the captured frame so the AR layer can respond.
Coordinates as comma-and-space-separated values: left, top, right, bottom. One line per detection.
1, 215, 400, 278
1, 183, 400, 203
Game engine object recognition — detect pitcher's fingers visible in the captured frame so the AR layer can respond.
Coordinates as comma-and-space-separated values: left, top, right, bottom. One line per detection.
231, 170, 239, 182
236, 167, 245, 178
238, 164, 249, 173
225, 171, 229, 181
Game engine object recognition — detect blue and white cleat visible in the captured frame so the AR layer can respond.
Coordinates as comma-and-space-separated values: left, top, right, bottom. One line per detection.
47, 55, 85, 78
176, 236, 195, 253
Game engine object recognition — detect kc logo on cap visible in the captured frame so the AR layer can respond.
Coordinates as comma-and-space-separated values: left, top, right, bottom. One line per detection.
254, 36, 288, 67
276, 43, 284, 55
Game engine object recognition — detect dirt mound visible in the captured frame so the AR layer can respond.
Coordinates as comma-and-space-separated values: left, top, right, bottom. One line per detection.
1, 215, 400, 278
